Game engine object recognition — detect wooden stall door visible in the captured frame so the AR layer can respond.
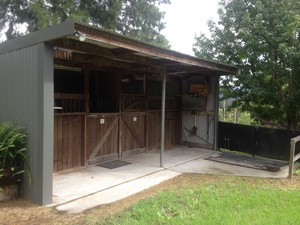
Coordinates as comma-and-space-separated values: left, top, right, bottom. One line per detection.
121, 112, 146, 154
54, 115, 84, 173
165, 111, 181, 147
147, 111, 181, 150
86, 114, 119, 164
147, 111, 161, 150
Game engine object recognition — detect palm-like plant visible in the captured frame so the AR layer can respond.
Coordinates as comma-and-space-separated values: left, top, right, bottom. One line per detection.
0, 122, 28, 187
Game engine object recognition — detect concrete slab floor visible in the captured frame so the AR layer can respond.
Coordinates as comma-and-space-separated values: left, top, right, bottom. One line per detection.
125, 146, 215, 168
52, 162, 163, 206
56, 170, 180, 214
170, 157, 289, 179
52, 147, 289, 214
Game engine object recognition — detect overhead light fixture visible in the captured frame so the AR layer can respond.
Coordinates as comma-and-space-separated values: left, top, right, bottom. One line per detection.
74, 31, 86, 42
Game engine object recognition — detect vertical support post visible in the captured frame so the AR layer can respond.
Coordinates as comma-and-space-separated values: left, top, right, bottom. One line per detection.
83, 69, 89, 166
288, 139, 296, 178
160, 69, 167, 167
223, 101, 226, 121
234, 108, 237, 123
214, 75, 220, 151
118, 71, 122, 157
37, 43, 54, 205
144, 74, 149, 152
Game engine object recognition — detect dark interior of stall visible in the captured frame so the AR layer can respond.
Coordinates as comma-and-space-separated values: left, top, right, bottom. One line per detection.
53, 68, 212, 172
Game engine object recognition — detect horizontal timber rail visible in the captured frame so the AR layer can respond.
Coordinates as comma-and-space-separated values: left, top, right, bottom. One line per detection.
289, 135, 300, 178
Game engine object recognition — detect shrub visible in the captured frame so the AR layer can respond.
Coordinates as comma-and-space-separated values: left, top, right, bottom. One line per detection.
0, 122, 28, 187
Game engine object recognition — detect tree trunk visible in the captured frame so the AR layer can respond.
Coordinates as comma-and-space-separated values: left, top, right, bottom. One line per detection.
287, 113, 297, 130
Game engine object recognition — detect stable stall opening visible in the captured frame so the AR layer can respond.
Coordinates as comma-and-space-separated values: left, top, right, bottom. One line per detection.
121, 73, 146, 112
53, 68, 85, 173
53, 69, 217, 172
86, 71, 120, 164
89, 71, 118, 113
54, 69, 84, 113
120, 73, 146, 155
147, 76, 182, 150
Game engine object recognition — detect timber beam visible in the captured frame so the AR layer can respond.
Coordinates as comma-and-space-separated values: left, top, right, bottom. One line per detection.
74, 22, 239, 75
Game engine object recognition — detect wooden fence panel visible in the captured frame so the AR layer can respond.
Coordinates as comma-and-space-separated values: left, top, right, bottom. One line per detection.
218, 121, 300, 161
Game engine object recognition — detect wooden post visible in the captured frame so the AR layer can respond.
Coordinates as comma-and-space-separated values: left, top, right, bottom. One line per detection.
223, 100, 226, 121
289, 139, 296, 178
160, 69, 166, 167
288, 135, 300, 178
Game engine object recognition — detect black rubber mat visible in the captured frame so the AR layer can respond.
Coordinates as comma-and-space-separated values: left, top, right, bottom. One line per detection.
97, 160, 132, 169
205, 152, 287, 172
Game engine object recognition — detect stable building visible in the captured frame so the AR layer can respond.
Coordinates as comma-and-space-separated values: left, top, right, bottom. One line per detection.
0, 21, 238, 205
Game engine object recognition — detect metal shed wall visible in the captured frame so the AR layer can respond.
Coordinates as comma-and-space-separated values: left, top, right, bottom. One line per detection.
0, 43, 53, 205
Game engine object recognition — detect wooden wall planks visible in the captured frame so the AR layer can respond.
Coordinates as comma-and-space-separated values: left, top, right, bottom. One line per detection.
121, 113, 146, 152
86, 115, 119, 159
53, 115, 84, 173
147, 111, 181, 150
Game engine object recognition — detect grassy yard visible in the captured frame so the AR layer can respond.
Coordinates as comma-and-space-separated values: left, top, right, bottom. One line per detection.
1, 174, 299, 225
98, 178, 300, 225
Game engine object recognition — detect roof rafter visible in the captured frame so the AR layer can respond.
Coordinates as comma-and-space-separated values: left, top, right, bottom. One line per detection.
53, 38, 160, 67
75, 22, 239, 75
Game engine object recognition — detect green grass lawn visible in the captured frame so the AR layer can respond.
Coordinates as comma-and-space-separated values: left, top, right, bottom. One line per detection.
296, 162, 300, 175
97, 179, 300, 225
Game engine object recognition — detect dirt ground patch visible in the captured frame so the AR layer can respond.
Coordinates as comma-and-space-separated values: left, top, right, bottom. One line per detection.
1, 174, 299, 225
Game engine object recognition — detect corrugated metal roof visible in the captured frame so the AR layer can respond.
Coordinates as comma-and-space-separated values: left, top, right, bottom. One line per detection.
0, 21, 76, 54
0, 20, 239, 76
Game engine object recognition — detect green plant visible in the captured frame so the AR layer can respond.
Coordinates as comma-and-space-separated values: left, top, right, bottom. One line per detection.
0, 122, 28, 187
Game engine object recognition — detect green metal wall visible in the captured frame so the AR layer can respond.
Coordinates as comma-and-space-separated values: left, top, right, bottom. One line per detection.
0, 43, 54, 205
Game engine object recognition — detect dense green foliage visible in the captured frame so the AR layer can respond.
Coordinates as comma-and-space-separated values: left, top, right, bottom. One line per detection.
0, 0, 170, 47
219, 108, 253, 125
193, 0, 300, 130
98, 181, 300, 224
0, 122, 28, 186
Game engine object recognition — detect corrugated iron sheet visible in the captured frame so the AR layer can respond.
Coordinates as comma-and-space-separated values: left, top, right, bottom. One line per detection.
0, 43, 53, 204
0, 45, 39, 201
181, 77, 216, 147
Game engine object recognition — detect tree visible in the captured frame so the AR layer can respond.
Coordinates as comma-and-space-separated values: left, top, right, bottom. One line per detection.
115, 0, 170, 47
0, 0, 170, 48
193, 0, 300, 130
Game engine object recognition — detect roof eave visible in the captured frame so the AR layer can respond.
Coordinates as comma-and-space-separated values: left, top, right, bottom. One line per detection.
74, 22, 239, 75
0, 20, 239, 76
0, 20, 76, 55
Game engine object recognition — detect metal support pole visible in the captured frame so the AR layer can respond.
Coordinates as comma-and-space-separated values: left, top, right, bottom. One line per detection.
160, 69, 166, 167
214, 75, 220, 151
